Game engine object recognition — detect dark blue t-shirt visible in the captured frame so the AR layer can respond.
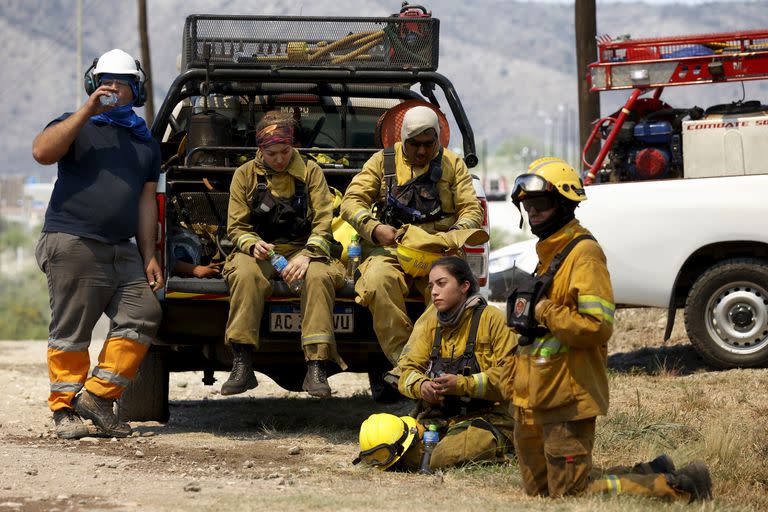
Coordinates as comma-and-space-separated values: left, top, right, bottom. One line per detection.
43, 113, 161, 243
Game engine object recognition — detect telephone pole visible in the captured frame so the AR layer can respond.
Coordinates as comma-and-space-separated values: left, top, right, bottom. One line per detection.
575, 0, 600, 173
137, 0, 154, 126
76, 0, 83, 110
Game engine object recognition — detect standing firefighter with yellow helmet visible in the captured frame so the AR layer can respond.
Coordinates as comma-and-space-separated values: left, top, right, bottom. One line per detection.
340, 105, 483, 367
503, 157, 713, 502
355, 256, 515, 471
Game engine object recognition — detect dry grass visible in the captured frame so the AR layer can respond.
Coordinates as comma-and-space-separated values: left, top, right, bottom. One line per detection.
139, 308, 768, 511
3, 308, 766, 511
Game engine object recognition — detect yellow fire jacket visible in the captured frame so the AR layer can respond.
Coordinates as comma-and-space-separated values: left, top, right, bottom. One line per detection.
399, 303, 517, 412
227, 149, 335, 259
503, 219, 615, 425
340, 142, 483, 244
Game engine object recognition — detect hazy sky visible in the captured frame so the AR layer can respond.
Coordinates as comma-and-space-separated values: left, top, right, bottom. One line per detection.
530, 0, 758, 3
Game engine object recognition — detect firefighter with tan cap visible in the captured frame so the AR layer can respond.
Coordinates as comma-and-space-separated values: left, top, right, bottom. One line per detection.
222, 111, 345, 399
354, 256, 515, 471
341, 105, 483, 367
503, 157, 713, 502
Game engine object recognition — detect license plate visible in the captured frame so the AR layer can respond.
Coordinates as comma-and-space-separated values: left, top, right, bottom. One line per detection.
269, 304, 354, 333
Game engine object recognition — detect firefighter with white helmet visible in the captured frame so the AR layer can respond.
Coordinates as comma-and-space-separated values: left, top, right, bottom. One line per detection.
503, 158, 712, 501
32, 49, 161, 439
340, 105, 483, 369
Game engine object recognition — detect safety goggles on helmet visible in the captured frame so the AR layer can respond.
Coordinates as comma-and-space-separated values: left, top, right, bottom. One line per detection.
510, 174, 555, 203
352, 421, 410, 467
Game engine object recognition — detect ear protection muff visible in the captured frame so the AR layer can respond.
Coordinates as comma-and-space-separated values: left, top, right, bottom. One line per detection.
133, 60, 148, 108
83, 58, 99, 96
82, 57, 149, 108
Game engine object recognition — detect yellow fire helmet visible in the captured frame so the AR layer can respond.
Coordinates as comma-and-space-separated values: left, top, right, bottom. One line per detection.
352, 413, 419, 470
511, 157, 586, 204
395, 224, 489, 278
396, 243, 444, 277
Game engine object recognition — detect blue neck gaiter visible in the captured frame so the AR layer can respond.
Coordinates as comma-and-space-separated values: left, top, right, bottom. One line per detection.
90, 74, 152, 141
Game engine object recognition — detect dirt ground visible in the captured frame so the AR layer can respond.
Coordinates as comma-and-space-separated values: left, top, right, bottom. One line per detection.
1, 308, 767, 512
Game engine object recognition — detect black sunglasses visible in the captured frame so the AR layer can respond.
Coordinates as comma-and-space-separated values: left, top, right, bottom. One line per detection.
522, 195, 557, 212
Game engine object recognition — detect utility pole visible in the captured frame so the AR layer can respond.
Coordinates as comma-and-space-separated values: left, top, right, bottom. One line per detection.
76, 0, 83, 110
137, 0, 154, 126
575, 0, 600, 173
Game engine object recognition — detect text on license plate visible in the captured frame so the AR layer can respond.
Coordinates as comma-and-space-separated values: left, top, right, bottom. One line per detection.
270, 305, 354, 333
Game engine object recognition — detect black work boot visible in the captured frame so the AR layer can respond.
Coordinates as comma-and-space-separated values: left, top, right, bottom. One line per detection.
73, 390, 132, 438
632, 454, 676, 474
303, 360, 331, 398
52, 408, 89, 440
670, 460, 713, 502
221, 343, 258, 396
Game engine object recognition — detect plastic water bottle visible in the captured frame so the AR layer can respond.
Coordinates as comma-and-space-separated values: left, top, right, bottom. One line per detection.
346, 234, 362, 285
418, 424, 439, 474
268, 250, 303, 294
99, 93, 118, 106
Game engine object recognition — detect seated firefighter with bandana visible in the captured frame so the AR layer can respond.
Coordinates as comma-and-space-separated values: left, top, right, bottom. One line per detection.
221, 111, 345, 398
340, 105, 483, 369
354, 257, 515, 471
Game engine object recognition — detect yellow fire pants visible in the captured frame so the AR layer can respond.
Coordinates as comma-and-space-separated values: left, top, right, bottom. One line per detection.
354, 250, 430, 364
223, 246, 346, 367
514, 417, 688, 500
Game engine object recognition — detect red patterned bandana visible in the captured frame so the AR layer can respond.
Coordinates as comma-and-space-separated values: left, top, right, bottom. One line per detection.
255, 123, 294, 148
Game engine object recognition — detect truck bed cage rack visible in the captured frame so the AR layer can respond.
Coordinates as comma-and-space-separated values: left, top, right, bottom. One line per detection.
182, 14, 439, 73
153, 68, 477, 167
589, 29, 768, 91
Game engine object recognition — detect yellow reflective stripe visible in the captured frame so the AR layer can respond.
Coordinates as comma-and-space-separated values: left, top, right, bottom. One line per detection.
578, 294, 615, 324
301, 333, 334, 343
471, 372, 488, 398
604, 475, 622, 496
306, 236, 331, 256
237, 233, 260, 251
351, 208, 371, 228
402, 372, 422, 399
532, 335, 568, 357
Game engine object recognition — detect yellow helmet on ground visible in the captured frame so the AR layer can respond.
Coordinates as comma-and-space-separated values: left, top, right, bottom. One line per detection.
511, 157, 586, 204
352, 413, 419, 470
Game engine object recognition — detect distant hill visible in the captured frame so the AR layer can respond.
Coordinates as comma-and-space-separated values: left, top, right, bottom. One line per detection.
2, 0, 767, 176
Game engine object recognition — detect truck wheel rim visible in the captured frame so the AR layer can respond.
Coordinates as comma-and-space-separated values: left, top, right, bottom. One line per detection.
706, 281, 768, 355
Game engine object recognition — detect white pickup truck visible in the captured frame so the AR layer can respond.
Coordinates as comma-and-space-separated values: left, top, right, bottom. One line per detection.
490, 29, 768, 369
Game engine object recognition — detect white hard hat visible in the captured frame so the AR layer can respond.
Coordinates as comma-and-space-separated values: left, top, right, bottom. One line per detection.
94, 49, 140, 77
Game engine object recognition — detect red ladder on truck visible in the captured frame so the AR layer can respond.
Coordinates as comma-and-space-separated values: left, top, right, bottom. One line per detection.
582, 29, 768, 184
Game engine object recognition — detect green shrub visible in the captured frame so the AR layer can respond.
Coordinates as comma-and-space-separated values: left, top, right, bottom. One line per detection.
0, 268, 50, 340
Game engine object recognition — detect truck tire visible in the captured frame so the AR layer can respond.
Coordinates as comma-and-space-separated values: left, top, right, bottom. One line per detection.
684, 258, 768, 368
117, 348, 170, 422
